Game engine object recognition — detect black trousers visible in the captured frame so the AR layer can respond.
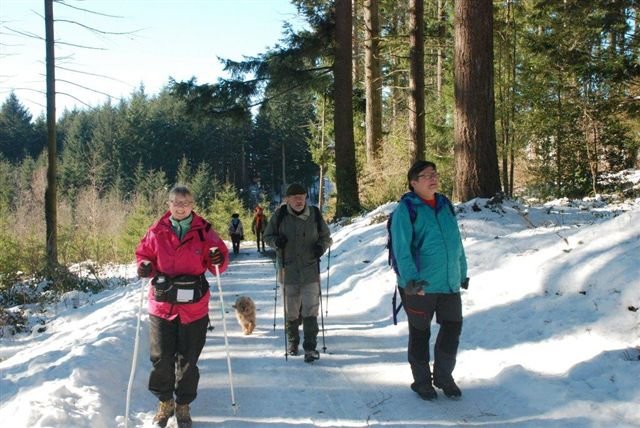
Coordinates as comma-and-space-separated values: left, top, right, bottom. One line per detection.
255, 230, 265, 251
400, 290, 463, 386
148, 314, 209, 404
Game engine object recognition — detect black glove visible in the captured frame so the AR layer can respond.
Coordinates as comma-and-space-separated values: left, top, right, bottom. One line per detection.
404, 279, 427, 295
461, 277, 470, 290
137, 262, 152, 278
275, 235, 288, 249
313, 243, 324, 258
209, 248, 224, 266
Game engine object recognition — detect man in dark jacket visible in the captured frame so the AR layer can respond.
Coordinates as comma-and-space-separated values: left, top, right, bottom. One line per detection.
264, 183, 332, 362
391, 160, 469, 401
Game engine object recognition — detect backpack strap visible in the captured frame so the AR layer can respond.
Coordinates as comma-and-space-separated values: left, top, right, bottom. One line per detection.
276, 204, 323, 234
392, 195, 417, 325
311, 205, 322, 233
275, 205, 288, 234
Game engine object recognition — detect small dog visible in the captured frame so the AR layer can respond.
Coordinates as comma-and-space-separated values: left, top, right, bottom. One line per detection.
232, 296, 256, 335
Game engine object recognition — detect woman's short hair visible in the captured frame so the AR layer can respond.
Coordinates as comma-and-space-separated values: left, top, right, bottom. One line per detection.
169, 185, 192, 199
407, 160, 437, 191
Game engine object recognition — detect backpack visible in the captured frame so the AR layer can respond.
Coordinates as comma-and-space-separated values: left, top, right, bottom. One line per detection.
386, 195, 417, 325
387, 193, 455, 325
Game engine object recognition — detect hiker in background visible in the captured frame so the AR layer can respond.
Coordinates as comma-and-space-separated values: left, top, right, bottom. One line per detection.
251, 205, 267, 252
135, 185, 229, 428
264, 183, 332, 363
228, 213, 244, 255
390, 160, 469, 401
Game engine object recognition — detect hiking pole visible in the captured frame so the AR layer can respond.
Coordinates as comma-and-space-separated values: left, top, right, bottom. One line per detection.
272, 258, 278, 331
324, 246, 331, 317
318, 279, 327, 353
281, 248, 289, 361
212, 258, 237, 414
125, 275, 146, 428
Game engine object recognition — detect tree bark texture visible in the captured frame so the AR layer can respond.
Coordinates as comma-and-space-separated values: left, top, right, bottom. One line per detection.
334, 0, 361, 217
45, 0, 58, 267
364, 0, 382, 161
453, 0, 502, 201
408, 0, 425, 163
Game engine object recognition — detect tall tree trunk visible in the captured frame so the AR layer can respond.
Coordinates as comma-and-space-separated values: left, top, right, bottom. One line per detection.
436, 0, 444, 99
408, 0, 425, 163
364, 0, 382, 161
389, 12, 401, 126
318, 95, 326, 210
334, 0, 361, 217
453, 0, 501, 201
45, 0, 58, 268
352, 0, 362, 84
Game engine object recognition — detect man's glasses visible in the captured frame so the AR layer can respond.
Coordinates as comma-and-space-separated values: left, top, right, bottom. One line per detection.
417, 172, 439, 180
170, 200, 193, 208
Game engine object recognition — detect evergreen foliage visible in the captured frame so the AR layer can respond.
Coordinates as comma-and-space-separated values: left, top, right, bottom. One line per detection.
206, 183, 250, 240
0, 1, 638, 299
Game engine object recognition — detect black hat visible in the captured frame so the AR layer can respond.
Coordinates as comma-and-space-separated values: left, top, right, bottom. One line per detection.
285, 183, 307, 196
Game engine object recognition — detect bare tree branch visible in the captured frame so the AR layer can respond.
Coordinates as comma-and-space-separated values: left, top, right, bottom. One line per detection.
55, 0, 125, 19
0, 87, 45, 95
4, 26, 44, 40
56, 91, 99, 110
54, 40, 107, 50
56, 65, 131, 85
57, 78, 119, 99
54, 18, 140, 37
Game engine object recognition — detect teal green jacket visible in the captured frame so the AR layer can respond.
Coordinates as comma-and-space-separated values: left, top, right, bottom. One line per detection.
391, 192, 467, 294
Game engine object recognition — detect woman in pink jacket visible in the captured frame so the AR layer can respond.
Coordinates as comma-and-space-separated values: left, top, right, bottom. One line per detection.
136, 185, 229, 428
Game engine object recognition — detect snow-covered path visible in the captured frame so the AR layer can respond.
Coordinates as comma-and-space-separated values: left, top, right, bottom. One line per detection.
1, 199, 639, 427
140, 247, 503, 428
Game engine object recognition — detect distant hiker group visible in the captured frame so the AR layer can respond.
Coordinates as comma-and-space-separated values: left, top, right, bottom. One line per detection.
133, 160, 469, 426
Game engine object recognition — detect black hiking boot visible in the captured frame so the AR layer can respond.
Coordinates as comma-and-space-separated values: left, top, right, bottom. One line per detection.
434, 378, 462, 398
411, 382, 438, 400
304, 349, 320, 363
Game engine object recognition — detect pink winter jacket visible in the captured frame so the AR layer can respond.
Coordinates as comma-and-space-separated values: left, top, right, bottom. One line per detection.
135, 211, 229, 324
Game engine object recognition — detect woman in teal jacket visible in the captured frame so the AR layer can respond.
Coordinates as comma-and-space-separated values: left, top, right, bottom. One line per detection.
391, 160, 469, 401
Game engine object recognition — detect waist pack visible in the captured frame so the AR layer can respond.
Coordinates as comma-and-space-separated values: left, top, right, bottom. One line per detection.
152, 274, 209, 304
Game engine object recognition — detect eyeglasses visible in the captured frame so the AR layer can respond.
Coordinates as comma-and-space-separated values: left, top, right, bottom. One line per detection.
417, 172, 439, 180
170, 200, 193, 208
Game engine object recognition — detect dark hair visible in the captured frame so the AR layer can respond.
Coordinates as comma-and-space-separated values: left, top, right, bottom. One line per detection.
407, 160, 437, 191
232, 213, 240, 218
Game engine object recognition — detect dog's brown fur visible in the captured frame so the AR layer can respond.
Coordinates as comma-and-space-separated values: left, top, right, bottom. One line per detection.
232, 296, 256, 335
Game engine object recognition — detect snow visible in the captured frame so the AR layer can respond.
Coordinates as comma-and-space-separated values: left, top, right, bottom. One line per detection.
1, 196, 639, 427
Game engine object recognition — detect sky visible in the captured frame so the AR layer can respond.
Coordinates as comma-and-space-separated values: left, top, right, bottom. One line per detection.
0, 0, 301, 118
1, 170, 639, 427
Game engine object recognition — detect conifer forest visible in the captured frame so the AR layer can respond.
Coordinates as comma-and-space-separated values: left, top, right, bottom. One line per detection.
0, 0, 638, 291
